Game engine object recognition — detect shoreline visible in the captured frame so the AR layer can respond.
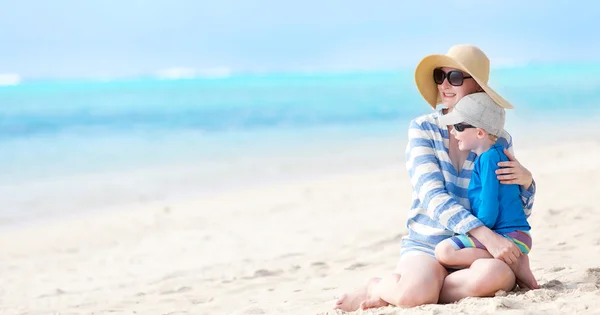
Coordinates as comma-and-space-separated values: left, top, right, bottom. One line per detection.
1, 117, 598, 230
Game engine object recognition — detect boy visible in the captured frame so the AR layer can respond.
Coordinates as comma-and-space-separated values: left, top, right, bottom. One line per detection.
435, 92, 538, 289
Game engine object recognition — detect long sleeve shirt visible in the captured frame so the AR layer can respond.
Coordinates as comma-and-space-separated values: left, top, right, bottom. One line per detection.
469, 143, 531, 233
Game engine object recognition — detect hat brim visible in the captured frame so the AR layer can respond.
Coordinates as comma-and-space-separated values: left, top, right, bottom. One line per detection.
414, 54, 514, 109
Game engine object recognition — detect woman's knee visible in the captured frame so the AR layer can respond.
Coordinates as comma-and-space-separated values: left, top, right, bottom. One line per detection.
394, 255, 447, 307
467, 259, 515, 296
395, 281, 440, 307
366, 277, 382, 293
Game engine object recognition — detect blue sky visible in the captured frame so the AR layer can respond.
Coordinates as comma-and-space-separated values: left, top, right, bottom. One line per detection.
0, 0, 596, 78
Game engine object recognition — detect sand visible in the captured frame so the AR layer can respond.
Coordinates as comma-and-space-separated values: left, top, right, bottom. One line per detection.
1, 138, 600, 315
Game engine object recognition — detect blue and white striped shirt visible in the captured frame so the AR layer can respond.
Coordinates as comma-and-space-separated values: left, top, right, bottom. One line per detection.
403, 109, 535, 248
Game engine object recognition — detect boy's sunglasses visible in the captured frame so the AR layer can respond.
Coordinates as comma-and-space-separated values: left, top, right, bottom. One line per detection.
433, 68, 473, 86
453, 123, 476, 132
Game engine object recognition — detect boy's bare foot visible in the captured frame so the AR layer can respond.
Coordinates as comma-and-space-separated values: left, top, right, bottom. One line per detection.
511, 255, 539, 290
334, 278, 380, 311
359, 297, 390, 310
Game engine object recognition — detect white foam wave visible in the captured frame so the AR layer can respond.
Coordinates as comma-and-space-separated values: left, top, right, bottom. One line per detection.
0, 73, 21, 86
155, 67, 232, 80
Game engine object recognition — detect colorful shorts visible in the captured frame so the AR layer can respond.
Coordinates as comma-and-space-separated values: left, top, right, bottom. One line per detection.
447, 230, 532, 254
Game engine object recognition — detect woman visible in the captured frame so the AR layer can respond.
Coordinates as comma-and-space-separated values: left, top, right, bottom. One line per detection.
335, 44, 537, 311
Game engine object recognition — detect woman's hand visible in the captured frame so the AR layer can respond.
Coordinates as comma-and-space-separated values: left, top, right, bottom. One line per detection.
496, 148, 533, 190
470, 226, 521, 265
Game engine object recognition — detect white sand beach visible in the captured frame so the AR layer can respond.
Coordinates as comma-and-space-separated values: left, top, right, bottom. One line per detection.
2, 136, 600, 315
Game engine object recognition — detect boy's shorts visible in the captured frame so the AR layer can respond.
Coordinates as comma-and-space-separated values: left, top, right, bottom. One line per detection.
447, 230, 532, 254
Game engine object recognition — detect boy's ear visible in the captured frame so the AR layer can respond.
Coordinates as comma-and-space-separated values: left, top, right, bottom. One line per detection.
476, 128, 486, 139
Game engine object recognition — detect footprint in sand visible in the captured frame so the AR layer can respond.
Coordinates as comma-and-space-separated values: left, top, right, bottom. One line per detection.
243, 269, 283, 280
189, 297, 214, 304
551, 242, 575, 251
240, 306, 266, 315
345, 262, 368, 270
496, 298, 524, 309
38, 288, 67, 298
279, 252, 303, 259
160, 286, 192, 295
311, 261, 329, 268
541, 279, 565, 290
585, 267, 600, 285
547, 208, 562, 215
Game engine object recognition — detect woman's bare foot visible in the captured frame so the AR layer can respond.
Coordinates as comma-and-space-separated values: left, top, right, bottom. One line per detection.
334, 291, 365, 312
510, 255, 539, 290
359, 297, 390, 310
334, 278, 381, 311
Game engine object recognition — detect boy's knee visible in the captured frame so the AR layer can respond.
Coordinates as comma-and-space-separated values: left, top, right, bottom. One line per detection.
434, 240, 455, 265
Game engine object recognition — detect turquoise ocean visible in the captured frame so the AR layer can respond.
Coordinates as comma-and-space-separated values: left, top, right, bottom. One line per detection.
1, 65, 599, 225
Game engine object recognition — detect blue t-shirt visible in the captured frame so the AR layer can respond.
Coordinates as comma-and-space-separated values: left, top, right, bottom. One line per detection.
468, 143, 531, 233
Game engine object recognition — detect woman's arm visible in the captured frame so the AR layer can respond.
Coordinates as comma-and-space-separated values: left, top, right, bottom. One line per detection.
469, 225, 521, 264
406, 119, 483, 234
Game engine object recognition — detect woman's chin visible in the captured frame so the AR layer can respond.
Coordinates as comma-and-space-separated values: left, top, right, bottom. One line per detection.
441, 100, 457, 109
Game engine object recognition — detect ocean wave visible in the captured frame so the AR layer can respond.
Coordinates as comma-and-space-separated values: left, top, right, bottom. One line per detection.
155, 67, 232, 80
0, 73, 21, 86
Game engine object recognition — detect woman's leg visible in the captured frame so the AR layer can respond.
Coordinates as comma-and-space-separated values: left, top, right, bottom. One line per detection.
335, 253, 447, 311
367, 253, 448, 308
439, 258, 515, 304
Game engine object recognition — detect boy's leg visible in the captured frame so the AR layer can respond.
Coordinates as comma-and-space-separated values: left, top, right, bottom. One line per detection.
509, 254, 539, 290
435, 236, 493, 269
503, 231, 538, 290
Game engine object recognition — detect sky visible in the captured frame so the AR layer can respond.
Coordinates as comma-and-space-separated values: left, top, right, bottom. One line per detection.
0, 0, 597, 79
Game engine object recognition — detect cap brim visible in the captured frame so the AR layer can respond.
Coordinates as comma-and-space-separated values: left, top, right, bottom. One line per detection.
414, 55, 514, 109
438, 110, 465, 126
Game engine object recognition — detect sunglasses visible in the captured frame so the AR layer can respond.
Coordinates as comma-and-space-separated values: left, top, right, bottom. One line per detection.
453, 123, 477, 132
433, 68, 473, 86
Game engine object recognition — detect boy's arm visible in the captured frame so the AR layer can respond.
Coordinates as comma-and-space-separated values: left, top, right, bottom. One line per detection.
476, 152, 501, 229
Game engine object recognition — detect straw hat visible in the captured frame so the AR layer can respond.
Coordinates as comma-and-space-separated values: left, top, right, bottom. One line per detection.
414, 44, 514, 109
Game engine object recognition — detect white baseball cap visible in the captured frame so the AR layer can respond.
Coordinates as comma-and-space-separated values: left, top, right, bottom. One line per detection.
438, 92, 507, 138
